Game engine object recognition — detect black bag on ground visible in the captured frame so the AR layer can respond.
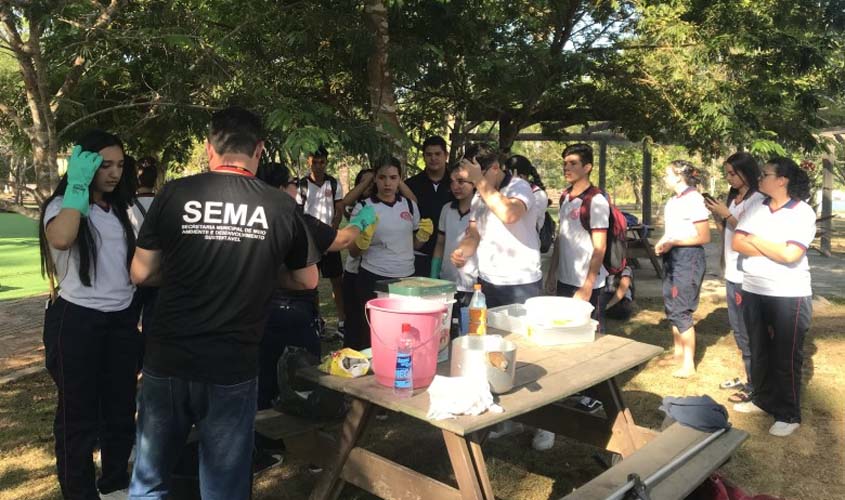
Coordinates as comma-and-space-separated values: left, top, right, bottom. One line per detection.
273, 346, 348, 420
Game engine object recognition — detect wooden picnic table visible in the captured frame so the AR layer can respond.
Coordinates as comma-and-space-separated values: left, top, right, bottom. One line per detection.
299, 330, 663, 500
626, 224, 664, 278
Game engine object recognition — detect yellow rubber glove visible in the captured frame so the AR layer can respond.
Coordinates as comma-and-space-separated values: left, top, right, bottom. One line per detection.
416, 218, 434, 243
355, 217, 378, 250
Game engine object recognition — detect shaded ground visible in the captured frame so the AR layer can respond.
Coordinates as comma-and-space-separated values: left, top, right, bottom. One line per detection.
2, 292, 844, 500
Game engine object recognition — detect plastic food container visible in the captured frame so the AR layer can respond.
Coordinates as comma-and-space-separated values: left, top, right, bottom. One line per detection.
487, 304, 598, 346
375, 277, 457, 363
524, 296, 594, 328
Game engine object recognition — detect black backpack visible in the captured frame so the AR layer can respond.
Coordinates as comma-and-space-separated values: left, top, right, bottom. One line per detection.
539, 211, 556, 253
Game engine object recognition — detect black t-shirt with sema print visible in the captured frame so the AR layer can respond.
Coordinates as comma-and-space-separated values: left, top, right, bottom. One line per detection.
137, 171, 319, 384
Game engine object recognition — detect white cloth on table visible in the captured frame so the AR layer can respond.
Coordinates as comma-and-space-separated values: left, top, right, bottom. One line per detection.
426, 375, 503, 420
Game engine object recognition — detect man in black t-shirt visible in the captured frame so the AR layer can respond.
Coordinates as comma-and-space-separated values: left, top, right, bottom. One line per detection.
405, 135, 454, 276
255, 162, 375, 410
128, 107, 319, 500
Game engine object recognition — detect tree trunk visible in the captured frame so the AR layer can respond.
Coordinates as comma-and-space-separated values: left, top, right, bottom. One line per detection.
364, 0, 405, 157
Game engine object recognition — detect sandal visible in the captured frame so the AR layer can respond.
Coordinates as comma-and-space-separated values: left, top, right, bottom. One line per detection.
719, 377, 744, 390
728, 390, 752, 403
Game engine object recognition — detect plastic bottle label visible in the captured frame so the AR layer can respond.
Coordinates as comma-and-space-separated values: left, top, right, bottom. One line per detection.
468, 307, 487, 335
394, 353, 412, 388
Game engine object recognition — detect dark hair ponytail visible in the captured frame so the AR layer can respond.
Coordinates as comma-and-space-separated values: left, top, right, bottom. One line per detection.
767, 157, 811, 201
669, 159, 704, 187
39, 130, 136, 290
504, 155, 546, 191
724, 152, 760, 206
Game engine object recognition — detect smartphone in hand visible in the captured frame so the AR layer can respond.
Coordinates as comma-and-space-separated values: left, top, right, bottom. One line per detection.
702, 193, 716, 203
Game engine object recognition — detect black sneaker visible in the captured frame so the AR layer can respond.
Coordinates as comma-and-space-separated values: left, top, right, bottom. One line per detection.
574, 396, 603, 413
308, 464, 323, 474
336, 322, 346, 340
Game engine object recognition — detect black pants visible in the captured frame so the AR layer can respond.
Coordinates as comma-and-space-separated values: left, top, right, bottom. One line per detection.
478, 278, 542, 308
43, 297, 141, 499
557, 282, 607, 333
342, 271, 364, 350
258, 296, 321, 410
743, 292, 812, 423
413, 254, 432, 278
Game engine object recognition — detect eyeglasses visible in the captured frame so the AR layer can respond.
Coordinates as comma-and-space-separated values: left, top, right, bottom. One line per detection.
758, 172, 778, 180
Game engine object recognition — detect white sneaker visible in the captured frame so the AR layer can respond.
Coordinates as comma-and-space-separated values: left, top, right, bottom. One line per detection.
100, 488, 128, 500
769, 421, 800, 437
532, 429, 555, 451
487, 421, 524, 439
733, 401, 765, 414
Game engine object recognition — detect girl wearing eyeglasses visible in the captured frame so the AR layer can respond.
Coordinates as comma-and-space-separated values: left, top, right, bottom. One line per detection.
731, 157, 814, 437
704, 152, 764, 403
654, 160, 711, 379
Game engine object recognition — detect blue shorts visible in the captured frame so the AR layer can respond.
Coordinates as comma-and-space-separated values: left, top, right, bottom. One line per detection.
662, 246, 706, 332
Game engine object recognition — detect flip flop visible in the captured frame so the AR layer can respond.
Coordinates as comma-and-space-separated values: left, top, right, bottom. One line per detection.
728, 390, 752, 403
719, 377, 744, 390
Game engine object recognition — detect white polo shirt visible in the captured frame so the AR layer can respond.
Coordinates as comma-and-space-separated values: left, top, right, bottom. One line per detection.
128, 193, 156, 236
471, 175, 541, 285
556, 187, 609, 289
723, 191, 765, 284
735, 198, 815, 297
438, 202, 478, 292
44, 197, 135, 312
531, 186, 549, 232
663, 187, 710, 242
297, 176, 343, 225
353, 195, 420, 277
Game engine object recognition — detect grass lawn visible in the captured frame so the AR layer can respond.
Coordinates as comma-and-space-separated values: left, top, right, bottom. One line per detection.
0, 214, 48, 301
2, 288, 843, 500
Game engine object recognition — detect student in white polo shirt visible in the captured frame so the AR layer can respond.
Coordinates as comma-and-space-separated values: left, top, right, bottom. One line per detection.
348, 157, 434, 350
703, 152, 764, 403
731, 157, 815, 437
39, 130, 141, 499
451, 144, 542, 307
545, 143, 609, 331
431, 162, 478, 332
296, 146, 347, 337
451, 145, 552, 452
654, 160, 711, 379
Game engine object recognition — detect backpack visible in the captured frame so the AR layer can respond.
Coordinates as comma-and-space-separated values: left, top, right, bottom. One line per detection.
575, 186, 628, 275
298, 175, 338, 207
538, 211, 556, 253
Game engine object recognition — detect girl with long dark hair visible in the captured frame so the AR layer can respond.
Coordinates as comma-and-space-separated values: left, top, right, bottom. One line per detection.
654, 160, 711, 378
731, 157, 815, 437
504, 154, 549, 235
704, 152, 763, 402
348, 158, 433, 350
39, 130, 141, 498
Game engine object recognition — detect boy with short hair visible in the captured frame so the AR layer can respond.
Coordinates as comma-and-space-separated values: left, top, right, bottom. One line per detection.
546, 143, 609, 331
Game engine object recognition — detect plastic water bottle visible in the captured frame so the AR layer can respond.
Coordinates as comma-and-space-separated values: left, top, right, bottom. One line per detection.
468, 284, 487, 335
394, 323, 414, 397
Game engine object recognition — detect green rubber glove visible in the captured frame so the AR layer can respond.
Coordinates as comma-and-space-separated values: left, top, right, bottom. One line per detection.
430, 256, 442, 279
62, 145, 103, 216
348, 205, 376, 231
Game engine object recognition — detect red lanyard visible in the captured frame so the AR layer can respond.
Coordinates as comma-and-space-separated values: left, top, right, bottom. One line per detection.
213, 165, 255, 177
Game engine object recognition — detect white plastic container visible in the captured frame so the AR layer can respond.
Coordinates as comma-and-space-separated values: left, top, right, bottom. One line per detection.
487, 304, 598, 346
524, 296, 594, 328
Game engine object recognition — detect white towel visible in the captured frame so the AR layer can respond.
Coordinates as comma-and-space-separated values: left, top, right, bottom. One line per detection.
426, 375, 504, 420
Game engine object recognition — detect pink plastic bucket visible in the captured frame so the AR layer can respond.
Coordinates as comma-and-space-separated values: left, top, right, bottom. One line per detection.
366, 297, 447, 389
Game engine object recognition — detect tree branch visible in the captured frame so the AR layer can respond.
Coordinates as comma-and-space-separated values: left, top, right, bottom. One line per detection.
58, 101, 222, 138
51, 0, 125, 115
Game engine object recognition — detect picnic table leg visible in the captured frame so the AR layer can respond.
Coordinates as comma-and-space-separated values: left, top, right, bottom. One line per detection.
309, 398, 372, 500
592, 377, 643, 458
442, 430, 490, 500
640, 227, 663, 279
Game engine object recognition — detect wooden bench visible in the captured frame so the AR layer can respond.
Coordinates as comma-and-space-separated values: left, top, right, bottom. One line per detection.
562, 422, 748, 500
